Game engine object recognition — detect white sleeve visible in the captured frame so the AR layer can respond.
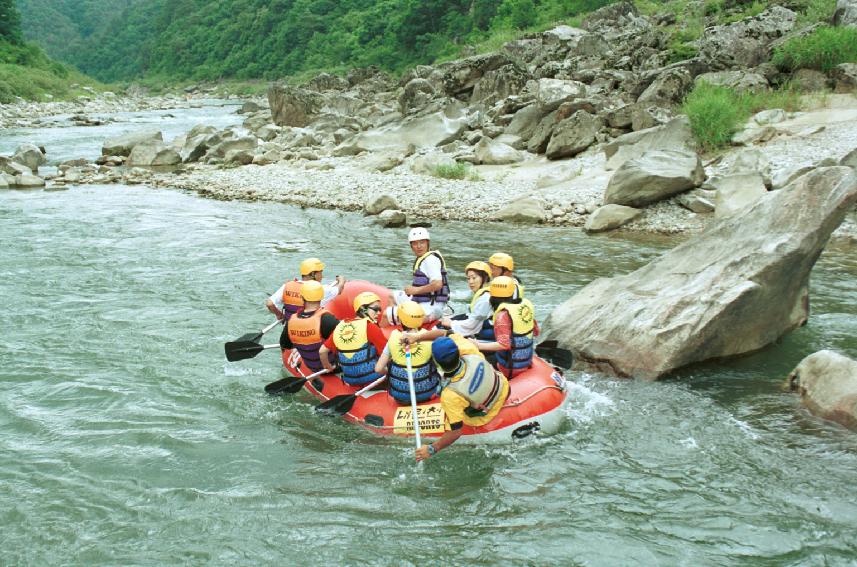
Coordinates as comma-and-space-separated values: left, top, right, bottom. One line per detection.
420, 255, 443, 282
320, 281, 339, 307
450, 294, 492, 336
269, 284, 286, 309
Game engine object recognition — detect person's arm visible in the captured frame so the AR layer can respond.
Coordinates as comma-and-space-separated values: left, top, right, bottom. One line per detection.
476, 311, 512, 353
450, 313, 486, 337
399, 328, 447, 345
374, 345, 391, 375
416, 424, 463, 461
266, 285, 286, 320
533, 318, 540, 337
319, 334, 337, 372
334, 275, 346, 295
366, 323, 388, 354
320, 314, 340, 340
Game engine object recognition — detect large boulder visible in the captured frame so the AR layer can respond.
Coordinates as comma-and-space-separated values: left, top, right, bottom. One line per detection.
584, 204, 642, 233
127, 142, 181, 167
471, 64, 529, 107
474, 138, 523, 165
505, 105, 545, 140
697, 6, 796, 69
14, 173, 46, 188
206, 136, 258, 160
712, 173, 768, 218
357, 100, 468, 152
102, 129, 163, 156
440, 53, 514, 98
604, 116, 695, 170
695, 70, 769, 93
491, 196, 547, 223
637, 68, 693, 104
534, 78, 587, 113
541, 167, 857, 380
12, 144, 47, 172
267, 84, 324, 127
545, 111, 602, 160
788, 350, 857, 429
833, 0, 857, 27
604, 150, 705, 207
398, 78, 436, 115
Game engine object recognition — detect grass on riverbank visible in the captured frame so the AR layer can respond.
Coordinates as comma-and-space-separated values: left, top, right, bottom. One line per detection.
683, 82, 803, 152
431, 162, 481, 181
772, 26, 857, 73
0, 39, 102, 103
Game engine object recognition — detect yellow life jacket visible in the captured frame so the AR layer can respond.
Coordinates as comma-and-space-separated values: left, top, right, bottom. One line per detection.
332, 318, 382, 386
445, 354, 505, 413
387, 330, 439, 403
492, 298, 535, 374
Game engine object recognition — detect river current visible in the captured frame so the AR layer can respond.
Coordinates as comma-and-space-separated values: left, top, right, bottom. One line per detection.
1, 104, 856, 565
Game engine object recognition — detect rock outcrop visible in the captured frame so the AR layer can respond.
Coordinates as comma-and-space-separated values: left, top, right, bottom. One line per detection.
541, 167, 857, 380
102, 129, 163, 156
788, 350, 857, 429
604, 149, 705, 207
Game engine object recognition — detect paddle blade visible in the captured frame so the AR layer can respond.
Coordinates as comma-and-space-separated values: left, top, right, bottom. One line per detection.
315, 394, 356, 416
535, 340, 575, 369
234, 332, 263, 344
264, 377, 307, 396
225, 340, 265, 362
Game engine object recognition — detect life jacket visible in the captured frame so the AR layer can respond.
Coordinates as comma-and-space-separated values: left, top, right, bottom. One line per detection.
332, 318, 382, 386
280, 279, 304, 321
288, 308, 330, 373
387, 330, 439, 404
445, 354, 505, 416
470, 287, 495, 341
411, 250, 450, 305
493, 298, 535, 377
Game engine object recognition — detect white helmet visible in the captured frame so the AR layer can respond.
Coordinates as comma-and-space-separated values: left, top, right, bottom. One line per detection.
408, 227, 430, 242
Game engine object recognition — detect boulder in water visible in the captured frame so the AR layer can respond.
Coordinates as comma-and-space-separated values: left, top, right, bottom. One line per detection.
788, 350, 857, 429
541, 167, 857, 380
102, 129, 163, 157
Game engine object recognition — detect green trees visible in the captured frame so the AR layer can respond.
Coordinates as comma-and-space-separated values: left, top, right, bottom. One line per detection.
0, 0, 23, 44
15, 0, 617, 83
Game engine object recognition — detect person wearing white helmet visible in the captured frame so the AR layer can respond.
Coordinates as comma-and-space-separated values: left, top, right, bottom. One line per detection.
385, 227, 450, 324
265, 257, 346, 322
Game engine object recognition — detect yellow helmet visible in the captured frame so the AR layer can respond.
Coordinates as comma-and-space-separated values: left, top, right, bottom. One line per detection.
300, 280, 325, 302
465, 260, 492, 276
489, 276, 516, 299
396, 301, 425, 329
488, 252, 514, 272
353, 291, 381, 313
299, 257, 325, 276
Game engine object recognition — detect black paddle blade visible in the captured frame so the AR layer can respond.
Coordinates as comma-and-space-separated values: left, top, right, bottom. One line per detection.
315, 394, 356, 416
535, 340, 575, 369
224, 340, 264, 362
264, 376, 307, 396
234, 332, 263, 344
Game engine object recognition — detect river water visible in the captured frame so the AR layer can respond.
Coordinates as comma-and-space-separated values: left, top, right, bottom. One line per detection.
2, 105, 857, 565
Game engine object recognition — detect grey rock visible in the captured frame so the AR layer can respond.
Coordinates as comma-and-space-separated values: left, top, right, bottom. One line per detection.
505, 104, 545, 140
12, 143, 47, 172
832, 63, 857, 93
102, 129, 163, 156
127, 143, 181, 167
527, 110, 559, 154
605, 149, 705, 207
604, 116, 694, 170
365, 194, 400, 215
731, 126, 778, 146
471, 64, 529, 107
788, 350, 857, 429
637, 68, 693, 104
267, 84, 324, 127
840, 147, 857, 168
677, 192, 715, 213
14, 173, 46, 188
772, 165, 815, 190
541, 167, 857, 379
399, 78, 436, 115
545, 111, 601, 160
792, 68, 828, 92
375, 209, 408, 228
712, 173, 768, 218
224, 149, 255, 166
697, 6, 796, 69
833, 0, 857, 27
491, 196, 547, 223
535, 78, 588, 112
695, 71, 769, 93
474, 138, 523, 165
584, 204, 642, 233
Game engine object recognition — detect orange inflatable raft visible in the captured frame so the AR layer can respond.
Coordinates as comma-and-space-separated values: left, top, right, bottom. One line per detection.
281, 280, 570, 443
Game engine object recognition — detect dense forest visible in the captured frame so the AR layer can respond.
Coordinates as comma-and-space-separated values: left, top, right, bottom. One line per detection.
17, 0, 614, 83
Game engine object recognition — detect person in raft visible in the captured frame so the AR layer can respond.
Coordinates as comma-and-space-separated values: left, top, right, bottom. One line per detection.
385, 227, 450, 325
439, 261, 494, 340
318, 292, 387, 387
374, 301, 441, 404
415, 337, 510, 461
476, 276, 538, 379
487, 252, 523, 292
279, 280, 341, 374
266, 257, 346, 322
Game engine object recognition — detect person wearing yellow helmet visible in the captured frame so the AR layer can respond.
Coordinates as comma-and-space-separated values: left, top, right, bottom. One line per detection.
488, 251, 523, 287
318, 292, 387, 386
386, 227, 450, 325
374, 300, 441, 404
476, 276, 538, 378
279, 280, 341, 374
266, 257, 347, 322
415, 337, 509, 462
439, 260, 495, 341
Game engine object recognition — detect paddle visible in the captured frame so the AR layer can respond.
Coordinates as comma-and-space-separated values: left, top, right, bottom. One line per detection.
225, 341, 280, 362
264, 368, 329, 396
405, 344, 423, 455
227, 318, 281, 347
315, 375, 387, 415
535, 340, 575, 369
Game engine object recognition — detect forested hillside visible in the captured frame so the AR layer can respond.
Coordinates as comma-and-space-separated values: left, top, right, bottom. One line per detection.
17, 0, 614, 83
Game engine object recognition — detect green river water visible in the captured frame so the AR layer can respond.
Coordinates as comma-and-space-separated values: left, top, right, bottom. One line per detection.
2, 106, 857, 566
